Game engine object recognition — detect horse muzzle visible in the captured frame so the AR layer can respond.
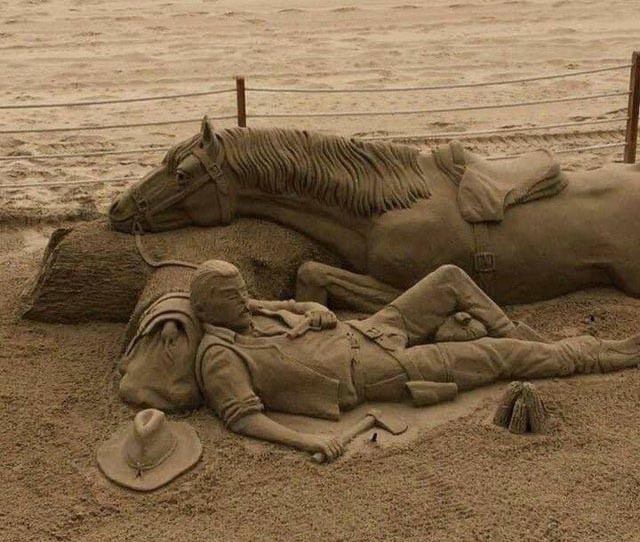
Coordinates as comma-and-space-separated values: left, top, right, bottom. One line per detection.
108, 197, 138, 232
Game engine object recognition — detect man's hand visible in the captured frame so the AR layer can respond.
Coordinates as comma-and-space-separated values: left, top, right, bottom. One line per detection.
287, 308, 337, 338
305, 308, 337, 330
304, 434, 344, 462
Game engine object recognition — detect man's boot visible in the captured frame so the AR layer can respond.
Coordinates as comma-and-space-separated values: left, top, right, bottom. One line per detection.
597, 334, 640, 372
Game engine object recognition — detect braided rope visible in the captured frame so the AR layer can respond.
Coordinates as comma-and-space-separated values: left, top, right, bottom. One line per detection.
360, 117, 630, 141
247, 64, 632, 94
0, 64, 629, 110
248, 91, 629, 119
0, 118, 627, 161
487, 142, 626, 160
0, 114, 236, 135
0, 88, 235, 110
0, 177, 135, 189
0, 146, 170, 161
0, 141, 626, 191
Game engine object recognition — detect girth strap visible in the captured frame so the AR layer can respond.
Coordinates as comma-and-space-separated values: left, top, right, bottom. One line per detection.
471, 222, 496, 298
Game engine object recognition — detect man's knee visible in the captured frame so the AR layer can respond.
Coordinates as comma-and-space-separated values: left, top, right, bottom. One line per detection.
430, 264, 470, 285
296, 261, 327, 288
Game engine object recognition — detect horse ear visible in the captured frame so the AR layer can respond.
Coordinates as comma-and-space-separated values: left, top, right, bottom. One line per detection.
201, 116, 216, 147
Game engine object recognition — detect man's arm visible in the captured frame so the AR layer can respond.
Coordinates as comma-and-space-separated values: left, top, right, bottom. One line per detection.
249, 298, 328, 315
200, 345, 343, 460
230, 412, 344, 461
249, 298, 337, 337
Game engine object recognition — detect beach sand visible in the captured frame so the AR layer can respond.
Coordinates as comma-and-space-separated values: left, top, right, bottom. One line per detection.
2, 1, 640, 540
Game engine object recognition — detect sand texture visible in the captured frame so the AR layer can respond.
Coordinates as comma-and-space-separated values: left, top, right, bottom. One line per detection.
0, 0, 638, 221
3, 226, 640, 541
2, 0, 640, 540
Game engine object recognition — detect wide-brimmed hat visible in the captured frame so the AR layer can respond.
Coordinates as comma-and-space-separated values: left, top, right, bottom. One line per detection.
97, 408, 202, 491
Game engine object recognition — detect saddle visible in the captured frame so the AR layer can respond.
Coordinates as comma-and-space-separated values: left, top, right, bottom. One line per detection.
433, 141, 568, 293
433, 141, 568, 223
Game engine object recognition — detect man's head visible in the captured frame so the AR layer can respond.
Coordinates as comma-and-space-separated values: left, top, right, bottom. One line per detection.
190, 260, 252, 331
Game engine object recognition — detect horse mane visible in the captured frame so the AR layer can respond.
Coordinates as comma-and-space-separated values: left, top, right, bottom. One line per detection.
221, 128, 430, 216
162, 133, 200, 174
164, 127, 430, 217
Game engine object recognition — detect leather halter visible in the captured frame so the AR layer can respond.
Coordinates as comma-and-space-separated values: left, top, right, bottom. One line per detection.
131, 143, 232, 234
130, 143, 232, 270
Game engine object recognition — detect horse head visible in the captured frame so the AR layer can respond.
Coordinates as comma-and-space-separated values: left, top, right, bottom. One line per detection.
109, 116, 239, 233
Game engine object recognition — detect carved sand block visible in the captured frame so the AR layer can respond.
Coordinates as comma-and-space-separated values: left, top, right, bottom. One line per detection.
21, 218, 339, 323
493, 381, 548, 434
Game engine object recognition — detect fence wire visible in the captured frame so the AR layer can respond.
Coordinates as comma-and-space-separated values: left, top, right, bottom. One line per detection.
0, 114, 236, 135
247, 64, 632, 94
487, 142, 626, 160
360, 117, 629, 141
0, 146, 170, 161
248, 91, 629, 119
0, 59, 636, 192
0, 141, 626, 191
0, 177, 135, 189
0, 88, 235, 110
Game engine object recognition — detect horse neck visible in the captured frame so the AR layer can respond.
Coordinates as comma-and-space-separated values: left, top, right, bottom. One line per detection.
235, 188, 370, 271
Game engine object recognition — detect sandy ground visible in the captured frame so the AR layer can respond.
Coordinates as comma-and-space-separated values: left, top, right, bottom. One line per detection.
3, 225, 640, 542
2, 0, 640, 540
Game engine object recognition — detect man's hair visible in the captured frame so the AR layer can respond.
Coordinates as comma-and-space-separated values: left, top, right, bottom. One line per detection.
192, 260, 241, 284
190, 260, 245, 324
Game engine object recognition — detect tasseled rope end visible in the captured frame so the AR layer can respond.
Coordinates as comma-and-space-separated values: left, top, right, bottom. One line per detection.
493, 381, 548, 434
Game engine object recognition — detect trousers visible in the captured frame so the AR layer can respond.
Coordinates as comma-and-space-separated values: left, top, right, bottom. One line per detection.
396, 335, 601, 392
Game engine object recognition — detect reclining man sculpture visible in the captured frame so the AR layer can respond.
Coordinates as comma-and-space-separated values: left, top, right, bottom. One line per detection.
119, 261, 640, 461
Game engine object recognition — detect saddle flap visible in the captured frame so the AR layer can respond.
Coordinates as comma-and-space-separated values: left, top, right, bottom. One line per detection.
434, 141, 568, 223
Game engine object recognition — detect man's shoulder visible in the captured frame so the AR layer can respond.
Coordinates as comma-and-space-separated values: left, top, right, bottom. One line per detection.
198, 331, 236, 356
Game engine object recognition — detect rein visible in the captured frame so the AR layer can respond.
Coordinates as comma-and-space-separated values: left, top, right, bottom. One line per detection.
129, 143, 230, 271
133, 222, 199, 270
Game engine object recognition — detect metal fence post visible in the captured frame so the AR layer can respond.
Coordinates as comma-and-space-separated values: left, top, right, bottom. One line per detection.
624, 51, 640, 163
236, 76, 247, 128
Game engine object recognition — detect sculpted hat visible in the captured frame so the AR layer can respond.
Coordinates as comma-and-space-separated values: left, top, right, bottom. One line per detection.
97, 409, 202, 491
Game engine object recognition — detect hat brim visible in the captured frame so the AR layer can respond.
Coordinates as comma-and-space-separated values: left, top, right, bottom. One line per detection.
97, 422, 202, 492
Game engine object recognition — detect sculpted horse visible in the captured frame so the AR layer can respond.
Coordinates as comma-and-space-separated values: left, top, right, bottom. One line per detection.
109, 117, 640, 309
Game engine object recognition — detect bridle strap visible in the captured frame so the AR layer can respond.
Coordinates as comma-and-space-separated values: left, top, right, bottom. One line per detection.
130, 143, 232, 270
191, 145, 233, 224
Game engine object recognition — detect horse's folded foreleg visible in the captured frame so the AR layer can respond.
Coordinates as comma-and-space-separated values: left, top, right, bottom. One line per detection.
295, 261, 401, 313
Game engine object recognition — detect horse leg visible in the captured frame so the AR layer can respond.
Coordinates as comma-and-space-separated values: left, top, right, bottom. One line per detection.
606, 261, 640, 298
295, 261, 401, 312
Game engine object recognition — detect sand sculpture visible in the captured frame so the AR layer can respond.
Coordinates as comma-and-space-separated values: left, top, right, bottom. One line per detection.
24, 118, 640, 324
493, 381, 548, 434
107, 117, 640, 309
97, 408, 202, 491
119, 260, 640, 461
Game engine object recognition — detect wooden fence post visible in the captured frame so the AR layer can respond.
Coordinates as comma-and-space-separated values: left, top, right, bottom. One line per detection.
624, 51, 640, 163
236, 76, 247, 128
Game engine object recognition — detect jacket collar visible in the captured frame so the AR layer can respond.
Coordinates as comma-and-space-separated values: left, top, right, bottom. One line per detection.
202, 323, 236, 343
